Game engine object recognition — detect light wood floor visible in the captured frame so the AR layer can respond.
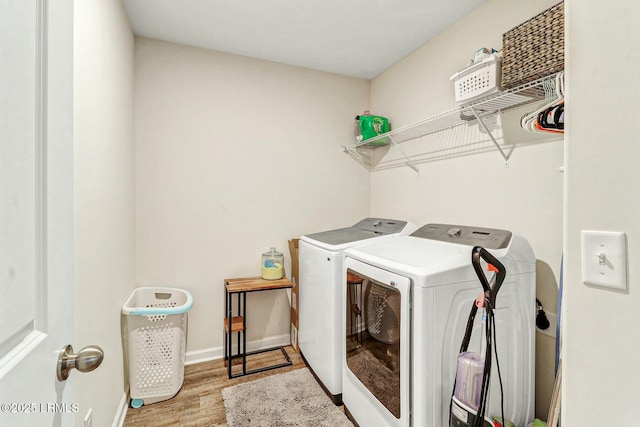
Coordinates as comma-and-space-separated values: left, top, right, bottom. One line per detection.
123, 346, 306, 427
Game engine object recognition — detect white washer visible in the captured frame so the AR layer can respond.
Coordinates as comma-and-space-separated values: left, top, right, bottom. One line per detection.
299, 218, 417, 403
342, 223, 536, 427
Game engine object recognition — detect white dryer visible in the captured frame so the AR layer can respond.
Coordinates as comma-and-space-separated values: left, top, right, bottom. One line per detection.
299, 218, 417, 403
342, 224, 536, 427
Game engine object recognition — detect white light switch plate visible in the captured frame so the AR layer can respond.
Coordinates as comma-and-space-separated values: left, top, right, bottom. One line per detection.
581, 231, 627, 291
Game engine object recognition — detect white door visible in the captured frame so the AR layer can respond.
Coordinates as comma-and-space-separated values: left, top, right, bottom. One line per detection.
0, 1, 77, 426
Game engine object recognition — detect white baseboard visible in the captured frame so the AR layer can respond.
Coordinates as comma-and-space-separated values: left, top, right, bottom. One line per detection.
111, 392, 129, 427
185, 333, 291, 365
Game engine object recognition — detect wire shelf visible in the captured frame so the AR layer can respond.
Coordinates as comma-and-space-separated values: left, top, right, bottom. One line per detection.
343, 73, 561, 172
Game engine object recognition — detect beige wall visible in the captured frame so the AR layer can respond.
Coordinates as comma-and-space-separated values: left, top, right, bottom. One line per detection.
564, 0, 640, 424
74, 0, 135, 425
70, 1, 640, 424
134, 38, 370, 360
368, 0, 563, 418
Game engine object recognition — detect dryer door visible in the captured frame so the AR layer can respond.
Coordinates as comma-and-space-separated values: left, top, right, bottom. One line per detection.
343, 257, 411, 427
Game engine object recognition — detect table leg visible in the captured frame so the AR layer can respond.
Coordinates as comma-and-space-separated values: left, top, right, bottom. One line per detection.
242, 292, 247, 375
225, 287, 231, 379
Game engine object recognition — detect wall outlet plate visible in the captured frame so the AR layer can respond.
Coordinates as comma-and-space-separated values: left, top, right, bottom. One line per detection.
581, 231, 628, 291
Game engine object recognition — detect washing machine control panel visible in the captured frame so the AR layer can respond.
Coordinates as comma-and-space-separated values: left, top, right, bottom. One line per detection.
411, 223, 512, 249
353, 218, 409, 234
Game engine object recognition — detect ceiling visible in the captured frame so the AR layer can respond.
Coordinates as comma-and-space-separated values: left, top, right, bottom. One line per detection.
123, 0, 485, 79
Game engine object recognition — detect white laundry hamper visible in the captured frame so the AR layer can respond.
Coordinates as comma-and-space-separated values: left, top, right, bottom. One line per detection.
122, 287, 193, 408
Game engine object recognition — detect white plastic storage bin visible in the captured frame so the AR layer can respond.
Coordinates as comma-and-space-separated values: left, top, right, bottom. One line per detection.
450, 55, 502, 105
122, 287, 193, 408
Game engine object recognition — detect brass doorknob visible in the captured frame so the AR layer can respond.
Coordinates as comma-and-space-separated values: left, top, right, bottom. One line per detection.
56, 344, 104, 381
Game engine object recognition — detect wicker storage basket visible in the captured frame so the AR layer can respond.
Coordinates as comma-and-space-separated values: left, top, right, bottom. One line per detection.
501, 1, 564, 89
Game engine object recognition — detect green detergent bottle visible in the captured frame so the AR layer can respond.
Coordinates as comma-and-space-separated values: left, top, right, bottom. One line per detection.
357, 113, 390, 145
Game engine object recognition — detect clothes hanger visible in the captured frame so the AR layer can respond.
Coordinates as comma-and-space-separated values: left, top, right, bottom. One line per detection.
521, 72, 564, 133
521, 73, 563, 132
520, 76, 558, 130
536, 101, 564, 131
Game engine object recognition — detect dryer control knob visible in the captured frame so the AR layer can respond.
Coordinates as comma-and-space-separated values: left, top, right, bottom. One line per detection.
448, 227, 462, 237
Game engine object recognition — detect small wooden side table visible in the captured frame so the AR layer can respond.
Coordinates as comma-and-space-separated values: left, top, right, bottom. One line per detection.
224, 276, 293, 379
